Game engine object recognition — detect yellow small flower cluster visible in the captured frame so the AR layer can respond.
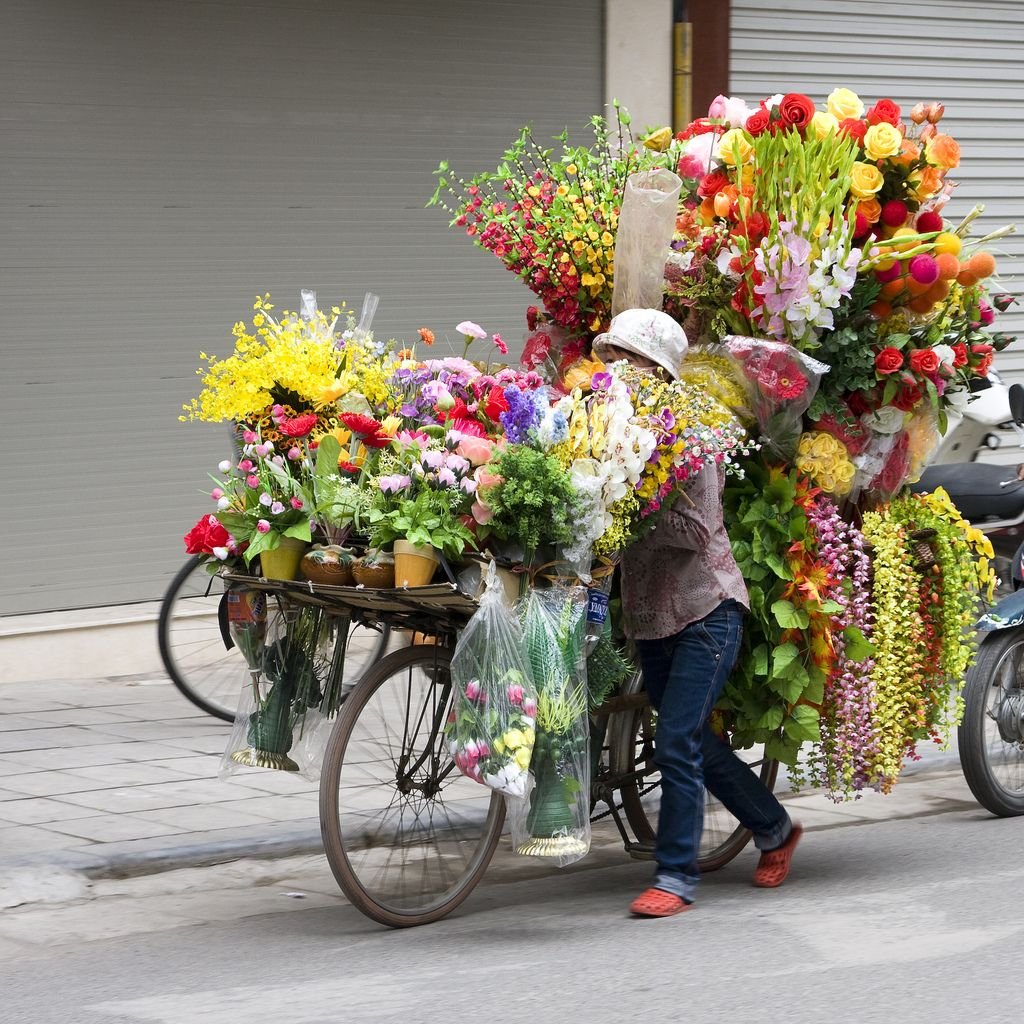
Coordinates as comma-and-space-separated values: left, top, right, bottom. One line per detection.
861, 510, 927, 790
678, 352, 755, 427
180, 295, 399, 429
795, 432, 857, 497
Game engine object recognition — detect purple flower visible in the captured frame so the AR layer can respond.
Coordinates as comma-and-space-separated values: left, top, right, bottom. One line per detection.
445, 454, 470, 475
270, 501, 285, 515
591, 371, 613, 391
422, 450, 445, 470
259, 492, 273, 506
437, 467, 457, 488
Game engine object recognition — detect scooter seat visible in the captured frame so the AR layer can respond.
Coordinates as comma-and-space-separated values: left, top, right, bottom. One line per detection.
912, 463, 1024, 521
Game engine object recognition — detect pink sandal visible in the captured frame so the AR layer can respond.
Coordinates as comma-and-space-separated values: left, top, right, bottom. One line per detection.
629, 887, 694, 917
752, 824, 803, 888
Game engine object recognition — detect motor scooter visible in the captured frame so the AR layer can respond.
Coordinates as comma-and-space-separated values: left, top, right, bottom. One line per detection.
911, 379, 1024, 816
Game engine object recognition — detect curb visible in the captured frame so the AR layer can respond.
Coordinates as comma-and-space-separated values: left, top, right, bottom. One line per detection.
1, 755, 968, 898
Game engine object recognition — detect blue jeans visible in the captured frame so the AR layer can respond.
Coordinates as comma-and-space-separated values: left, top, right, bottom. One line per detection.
635, 600, 791, 902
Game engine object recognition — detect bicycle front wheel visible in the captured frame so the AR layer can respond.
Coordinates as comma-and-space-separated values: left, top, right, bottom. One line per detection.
319, 645, 505, 928
609, 671, 779, 872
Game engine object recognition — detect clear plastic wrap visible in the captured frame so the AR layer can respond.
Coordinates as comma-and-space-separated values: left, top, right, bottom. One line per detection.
723, 336, 830, 459
219, 599, 344, 781
446, 563, 538, 798
611, 168, 683, 318
507, 584, 591, 866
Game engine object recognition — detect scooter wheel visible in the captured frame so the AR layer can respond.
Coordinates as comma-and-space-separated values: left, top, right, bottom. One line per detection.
959, 629, 1024, 816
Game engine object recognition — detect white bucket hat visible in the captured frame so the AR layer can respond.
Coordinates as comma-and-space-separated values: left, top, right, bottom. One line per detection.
591, 308, 689, 381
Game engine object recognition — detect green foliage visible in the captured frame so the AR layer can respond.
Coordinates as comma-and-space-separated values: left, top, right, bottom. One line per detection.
367, 489, 475, 561
487, 445, 581, 559
720, 465, 840, 765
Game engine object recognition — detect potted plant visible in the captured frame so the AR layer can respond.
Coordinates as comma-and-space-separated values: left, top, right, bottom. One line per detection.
366, 433, 477, 586
209, 434, 316, 581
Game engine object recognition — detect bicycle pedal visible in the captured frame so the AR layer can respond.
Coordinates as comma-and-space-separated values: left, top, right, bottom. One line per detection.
626, 841, 656, 862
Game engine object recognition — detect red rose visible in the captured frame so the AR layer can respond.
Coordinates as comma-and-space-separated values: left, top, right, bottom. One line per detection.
813, 409, 871, 456
892, 383, 924, 412
866, 99, 902, 126
184, 514, 230, 556
839, 119, 868, 144
874, 347, 904, 375
951, 343, 968, 368
778, 93, 816, 130
972, 342, 995, 376
698, 169, 730, 198
908, 348, 941, 375
744, 107, 771, 136
733, 211, 770, 244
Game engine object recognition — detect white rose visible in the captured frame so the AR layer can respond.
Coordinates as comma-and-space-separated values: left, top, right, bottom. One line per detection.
946, 388, 971, 412
933, 344, 956, 368
862, 405, 906, 435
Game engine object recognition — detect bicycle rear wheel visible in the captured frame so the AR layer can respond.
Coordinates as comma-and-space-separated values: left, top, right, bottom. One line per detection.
609, 670, 779, 872
158, 557, 390, 722
319, 645, 505, 928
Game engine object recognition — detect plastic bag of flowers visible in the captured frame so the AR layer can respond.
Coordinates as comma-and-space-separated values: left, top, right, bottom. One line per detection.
722, 336, 829, 459
219, 604, 338, 781
445, 562, 539, 799
506, 583, 592, 866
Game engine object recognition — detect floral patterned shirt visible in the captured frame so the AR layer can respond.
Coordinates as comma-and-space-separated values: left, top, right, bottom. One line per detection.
621, 463, 748, 640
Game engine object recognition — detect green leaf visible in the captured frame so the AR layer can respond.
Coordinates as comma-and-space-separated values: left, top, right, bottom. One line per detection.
752, 643, 770, 677
315, 436, 342, 478
817, 599, 843, 615
771, 642, 800, 675
756, 706, 784, 730
771, 600, 809, 630
882, 378, 899, 406
783, 703, 821, 743
843, 625, 875, 663
282, 522, 312, 542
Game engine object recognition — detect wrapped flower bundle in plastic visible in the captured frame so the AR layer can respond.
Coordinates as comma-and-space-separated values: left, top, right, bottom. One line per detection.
446, 563, 538, 798
723, 336, 829, 459
509, 585, 591, 865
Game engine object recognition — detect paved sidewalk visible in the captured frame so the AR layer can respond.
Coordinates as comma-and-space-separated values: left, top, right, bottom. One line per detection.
0, 674, 978, 908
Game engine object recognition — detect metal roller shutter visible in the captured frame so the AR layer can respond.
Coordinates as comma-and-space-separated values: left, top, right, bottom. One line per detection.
1, 0, 602, 615
729, 0, 1023, 372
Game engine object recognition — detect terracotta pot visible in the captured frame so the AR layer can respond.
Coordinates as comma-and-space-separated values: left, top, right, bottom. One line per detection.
258, 537, 308, 581
393, 540, 439, 588
300, 544, 356, 586
352, 551, 396, 588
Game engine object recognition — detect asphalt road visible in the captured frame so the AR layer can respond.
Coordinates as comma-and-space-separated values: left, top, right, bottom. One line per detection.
2, 793, 1023, 1024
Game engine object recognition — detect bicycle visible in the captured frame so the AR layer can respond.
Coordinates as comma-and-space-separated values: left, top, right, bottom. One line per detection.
318, 634, 777, 928
158, 555, 391, 721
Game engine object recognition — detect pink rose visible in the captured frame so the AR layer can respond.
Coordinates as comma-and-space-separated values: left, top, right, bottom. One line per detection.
708, 94, 752, 127
523, 697, 538, 717
471, 499, 494, 526
457, 435, 496, 467
465, 679, 482, 701
507, 684, 525, 706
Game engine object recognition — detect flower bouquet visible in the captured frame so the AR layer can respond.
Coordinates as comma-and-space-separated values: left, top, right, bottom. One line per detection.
220, 602, 345, 778
508, 585, 591, 864
446, 564, 539, 798
429, 106, 687, 358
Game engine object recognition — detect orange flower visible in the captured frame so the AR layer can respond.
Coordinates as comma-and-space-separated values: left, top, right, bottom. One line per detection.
893, 139, 920, 167
925, 133, 961, 170
417, 327, 435, 346
563, 356, 605, 391
911, 165, 945, 200
856, 197, 882, 224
